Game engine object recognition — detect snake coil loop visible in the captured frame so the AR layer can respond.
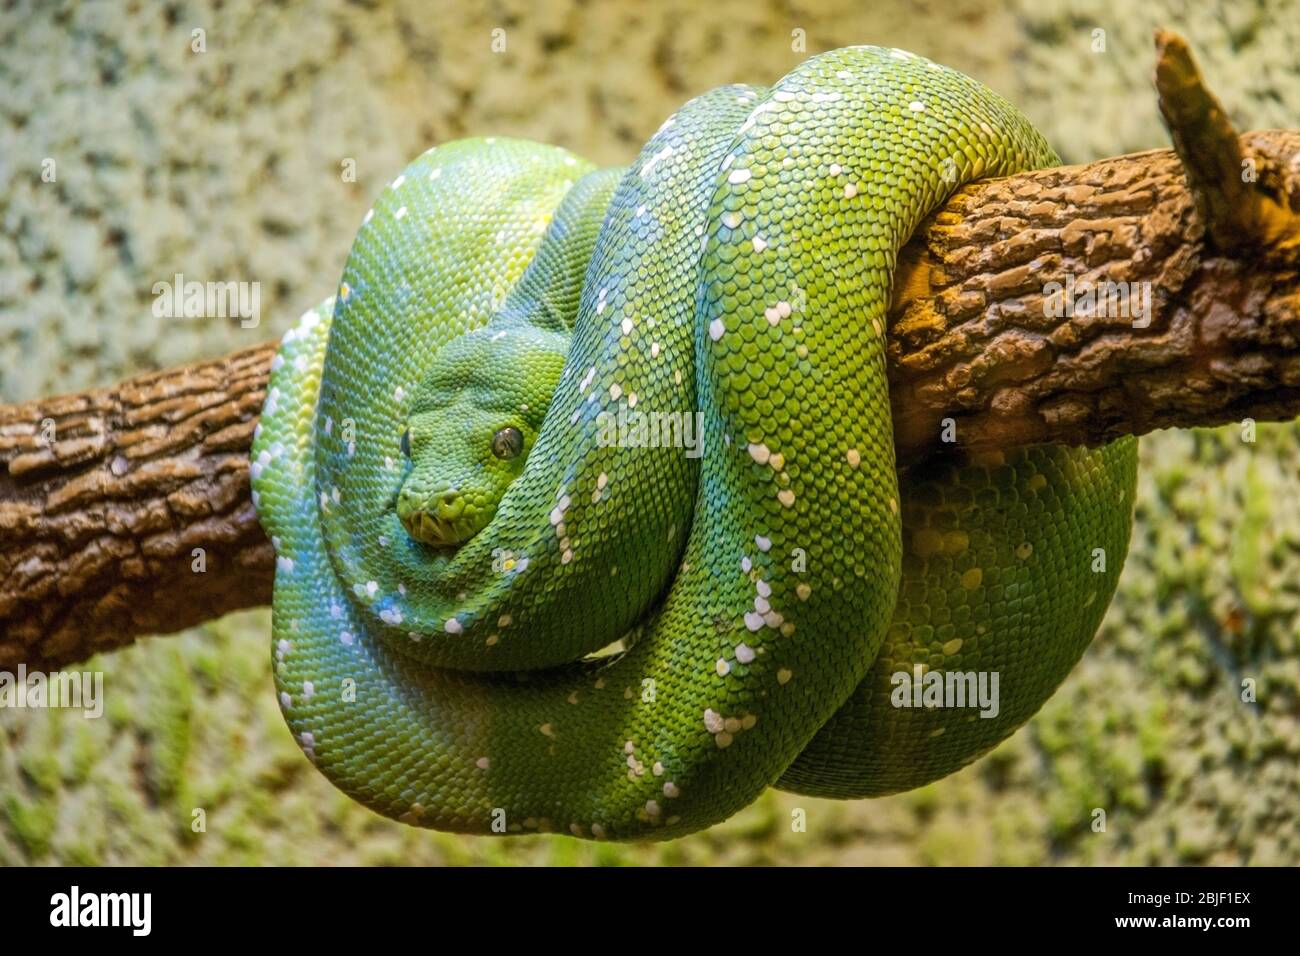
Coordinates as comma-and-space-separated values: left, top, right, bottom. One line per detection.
253, 46, 1136, 840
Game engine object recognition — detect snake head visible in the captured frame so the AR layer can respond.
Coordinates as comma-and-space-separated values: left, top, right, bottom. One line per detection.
396, 325, 566, 547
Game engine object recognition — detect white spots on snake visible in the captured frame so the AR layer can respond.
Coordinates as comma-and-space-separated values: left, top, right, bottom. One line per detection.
1016, 542, 1034, 560
329, 602, 343, 620
384, 456, 396, 471
735, 643, 756, 665
641, 144, 674, 179
590, 822, 607, 840
778, 488, 796, 508
709, 317, 725, 341
751, 235, 768, 253
498, 613, 512, 628
339, 630, 354, 646
491, 330, 508, 342
722, 210, 743, 230
844, 183, 858, 199
652, 761, 665, 776
651, 342, 661, 359
250, 450, 270, 481
741, 555, 752, 573
796, 582, 812, 601
627, 392, 638, 408
747, 442, 771, 465
846, 448, 862, 469
579, 366, 596, 393
567, 691, 579, 705
476, 756, 490, 770
302, 680, 315, 700
394, 386, 405, 402
391, 174, 406, 190
278, 691, 292, 709
539, 722, 556, 739
777, 668, 794, 686
276, 555, 295, 574
363, 208, 374, 225
743, 611, 764, 633
829, 163, 842, 177
727, 167, 752, 185
549, 494, 572, 530
444, 617, 463, 635
909, 100, 926, 112
620, 316, 634, 335
608, 382, 622, 401
271, 353, 284, 371
394, 206, 408, 221
715, 658, 730, 676
428, 167, 442, 181
674, 369, 682, 386
755, 534, 772, 552
380, 607, 403, 626
485, 634, 499, 646
763, 300, 792, 326
299, 732, 315, 758
264, 387, 280, 416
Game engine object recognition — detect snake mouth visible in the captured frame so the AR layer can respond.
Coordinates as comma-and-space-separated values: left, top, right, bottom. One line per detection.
397, 487, 485, 547
402, 511, 470, 547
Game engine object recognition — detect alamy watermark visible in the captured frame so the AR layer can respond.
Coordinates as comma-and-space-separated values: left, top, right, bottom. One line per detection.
50, 886, 150, 936
152, 273, 261, 328
890, 665, 1000, 718
1043, 274, 1152, 328
596, 407, 705, 459
0, 664, 103, 718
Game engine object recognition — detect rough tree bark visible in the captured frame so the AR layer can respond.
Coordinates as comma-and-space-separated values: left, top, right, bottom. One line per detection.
2, 31, 1298, 670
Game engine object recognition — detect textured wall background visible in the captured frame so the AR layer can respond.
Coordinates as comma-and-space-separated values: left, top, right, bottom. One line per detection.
1, 0, 1297, 865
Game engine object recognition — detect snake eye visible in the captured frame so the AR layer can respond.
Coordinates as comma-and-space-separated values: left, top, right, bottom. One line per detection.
491, 426, 524, 460
400, 428, 411, 458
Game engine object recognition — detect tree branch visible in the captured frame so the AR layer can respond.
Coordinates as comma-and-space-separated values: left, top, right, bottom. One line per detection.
3, 31, 1298, 670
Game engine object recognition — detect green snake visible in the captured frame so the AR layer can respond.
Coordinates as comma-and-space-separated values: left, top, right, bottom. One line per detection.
251, 46, 1137, 840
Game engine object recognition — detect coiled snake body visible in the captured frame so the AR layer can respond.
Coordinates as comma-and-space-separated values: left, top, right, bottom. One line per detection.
253, 47, 1137, 840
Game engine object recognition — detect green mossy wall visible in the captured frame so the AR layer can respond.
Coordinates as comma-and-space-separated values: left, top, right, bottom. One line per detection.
2, 0, 1297, 864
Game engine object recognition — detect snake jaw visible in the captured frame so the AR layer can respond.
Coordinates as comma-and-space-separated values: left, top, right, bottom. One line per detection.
397, 485, 489, 546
